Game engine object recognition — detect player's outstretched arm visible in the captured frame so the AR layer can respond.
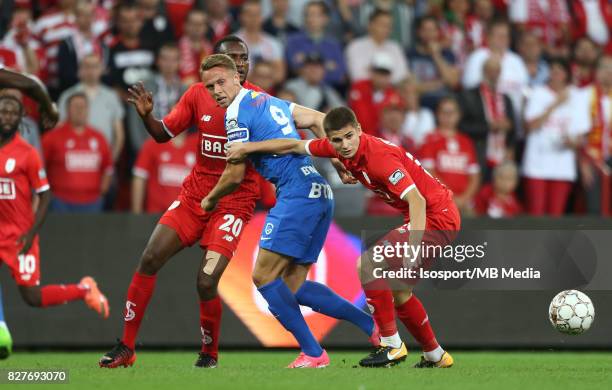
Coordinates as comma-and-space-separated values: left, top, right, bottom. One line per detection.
18, 190, 51, 255
127, 81, 171, 143
201, 161, 247, 211
291, 104, 326, 139
226, 139, 308, 162
0, 67, 58, 129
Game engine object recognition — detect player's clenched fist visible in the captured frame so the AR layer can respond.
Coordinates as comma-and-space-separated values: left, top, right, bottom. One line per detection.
200, 196, 217, 212
226, 143, 249, 163
127, 81, 154, 118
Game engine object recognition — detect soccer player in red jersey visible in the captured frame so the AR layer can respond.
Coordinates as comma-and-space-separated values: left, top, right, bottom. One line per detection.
227, 106, 460, 368
0, 94, 109, 317
99, 36, 265, 369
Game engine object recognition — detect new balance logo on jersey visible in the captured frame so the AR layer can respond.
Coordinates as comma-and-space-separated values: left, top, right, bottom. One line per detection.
388, 169, 405, 185
201, 115, 212, 122
124, 301, 136, 321
0, 178, 16, 200
222, 234, 234, 242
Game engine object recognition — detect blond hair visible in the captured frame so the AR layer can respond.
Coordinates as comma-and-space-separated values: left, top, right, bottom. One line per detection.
200, 54, 237, 74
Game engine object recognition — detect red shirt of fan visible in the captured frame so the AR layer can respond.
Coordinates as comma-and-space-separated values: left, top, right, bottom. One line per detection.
133, 134, 199, 213
161, 81, 263, 212
0, 135, 49, 244
305, 134, 453, 222
42, 123, 113, 204
418, 132, 480, 195
474, 184, 522, 218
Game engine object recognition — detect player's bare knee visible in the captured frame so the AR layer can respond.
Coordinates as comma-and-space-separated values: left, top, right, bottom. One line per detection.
19, 286, 42, 307
252, 270, 271, 288
197, 274, 219, 299
138, 246, 164, 275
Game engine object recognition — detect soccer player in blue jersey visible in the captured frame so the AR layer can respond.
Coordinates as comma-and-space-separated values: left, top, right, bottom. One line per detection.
199, 54, 379, 368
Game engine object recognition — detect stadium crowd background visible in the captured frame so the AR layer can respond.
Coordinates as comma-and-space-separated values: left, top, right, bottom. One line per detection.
1, 0, 611, 218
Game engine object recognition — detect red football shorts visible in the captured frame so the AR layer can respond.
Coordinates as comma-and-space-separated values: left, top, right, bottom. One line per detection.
159, 192, 254, 260
0, 236, 41, 287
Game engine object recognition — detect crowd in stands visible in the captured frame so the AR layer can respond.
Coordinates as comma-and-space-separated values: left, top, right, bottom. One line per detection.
1, 0, 611, 218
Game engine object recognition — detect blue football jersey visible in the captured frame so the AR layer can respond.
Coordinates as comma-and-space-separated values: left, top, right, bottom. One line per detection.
224, 88, 324, 188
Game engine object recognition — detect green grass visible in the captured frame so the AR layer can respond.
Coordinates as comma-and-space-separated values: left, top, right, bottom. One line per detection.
2, 351, 612, 390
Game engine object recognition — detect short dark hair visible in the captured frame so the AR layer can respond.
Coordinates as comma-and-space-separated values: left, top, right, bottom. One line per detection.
436, 95, 460, 113
213, 35, 248, 54
369, 8, 392, 24
415, 15, 438, 31
323, 107, 360, 133
0, 95, 24, 116
548, 57, 571, 78
305, 1, 330, 16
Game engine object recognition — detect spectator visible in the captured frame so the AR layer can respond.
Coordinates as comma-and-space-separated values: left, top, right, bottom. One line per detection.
517, 31, 549, 87
571, 37, 601, 87
0, 8, 42, 75
474, 161, 522, 218
407, 15, 460, 110
263, 0, 299, 45
107, 2, 155, 92
178, 9, 213, 86
284, 52, 344, 112
569, 0, 612, 53
353, 0, 416, 49
131, 131, 198, 214
235, 0, 286, 84
57, 0, 107, 93
285, 1, 346, 88
439, 0, 470, 66
129, 43, 187, 154
509, 0, 571, 57
378, 94, 412, 151
458, 56, 516, 181
522, 58, 590, 216
419, 97, 481, 214
398, 76, 435, 149
345, 8, 409, 84
348, 54, 401, 137
42, 92, 113, 212
137, 0, 175, 52
32, 0, 77, 97
248, 60, 277, 94
462, 20, 529, 124
466, 0, 496, 50
0, 89, 42, 153
206, 0, 234, 43
580, 55, 612, 214
58, 53, 125, 162
275, 87, 297, 103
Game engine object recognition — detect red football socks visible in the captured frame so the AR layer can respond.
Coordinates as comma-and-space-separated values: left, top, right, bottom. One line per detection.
122, 272, 157, 350
40, 284, 87, 307
199, 296, 222, 359
363, 288, 397, 337
396, 295, 439, 352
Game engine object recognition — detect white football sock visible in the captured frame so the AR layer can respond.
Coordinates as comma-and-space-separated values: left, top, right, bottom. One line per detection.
380, 332, 402, 349
424, 346, 445, 362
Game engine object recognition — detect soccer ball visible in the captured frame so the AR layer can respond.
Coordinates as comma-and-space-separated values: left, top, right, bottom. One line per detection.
548, 290, 595, 335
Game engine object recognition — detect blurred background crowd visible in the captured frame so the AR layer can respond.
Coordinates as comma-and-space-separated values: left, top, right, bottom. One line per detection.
1, 0, 611, 218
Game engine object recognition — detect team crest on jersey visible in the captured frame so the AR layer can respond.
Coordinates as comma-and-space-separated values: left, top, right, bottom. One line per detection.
185, 152, 196, 166
388, 169, 405, 185
5, 158, 15, 173
227, 128, 249, 143
89, 138, 99, 151
226, 118, 239, 130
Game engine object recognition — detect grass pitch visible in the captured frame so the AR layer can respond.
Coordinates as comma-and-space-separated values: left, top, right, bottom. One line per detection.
2, 351, 611, 390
